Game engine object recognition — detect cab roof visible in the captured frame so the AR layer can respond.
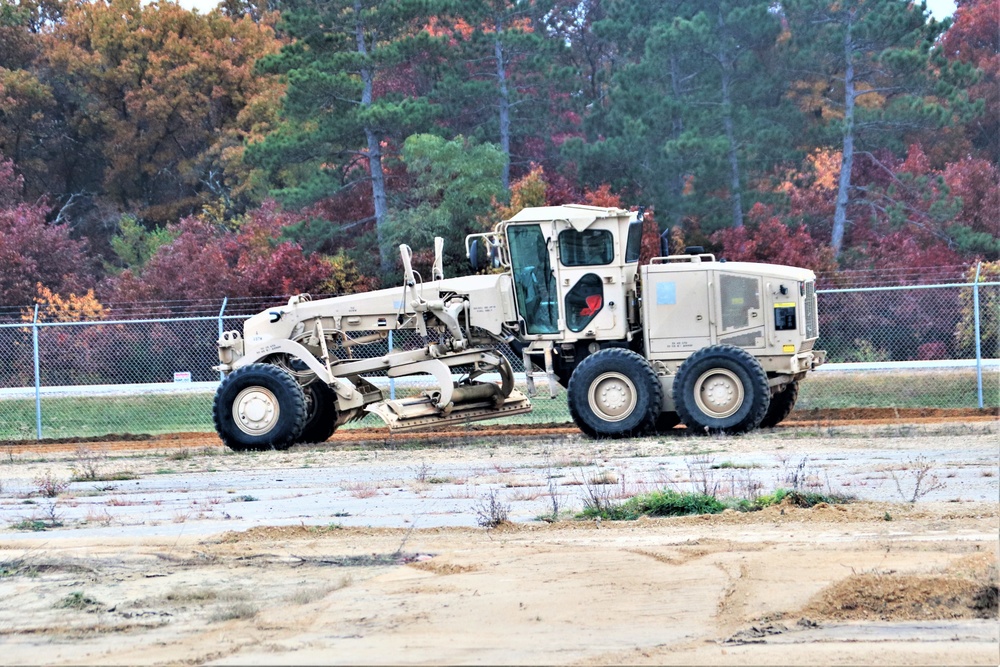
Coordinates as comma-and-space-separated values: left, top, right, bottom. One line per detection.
505, 204, 635, 232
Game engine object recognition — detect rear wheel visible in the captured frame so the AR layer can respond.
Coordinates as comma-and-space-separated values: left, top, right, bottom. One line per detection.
568, 348, 661, 438
296, 381, 339, 444
673, 345, 769, 435
213, 364, 307, 451
760, 380, 799, 428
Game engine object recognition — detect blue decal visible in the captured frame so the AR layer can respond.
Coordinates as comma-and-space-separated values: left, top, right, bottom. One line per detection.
656, 282, 676, 305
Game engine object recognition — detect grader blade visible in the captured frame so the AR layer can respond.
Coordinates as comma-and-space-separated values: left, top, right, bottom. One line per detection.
366, 390, 532, 432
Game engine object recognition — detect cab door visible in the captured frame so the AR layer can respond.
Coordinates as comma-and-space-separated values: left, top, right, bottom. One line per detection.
555, 226, 624, 338
507, 224, 560, 335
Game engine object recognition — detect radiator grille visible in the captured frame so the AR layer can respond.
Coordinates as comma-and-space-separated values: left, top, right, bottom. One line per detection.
805, 281, 818, 339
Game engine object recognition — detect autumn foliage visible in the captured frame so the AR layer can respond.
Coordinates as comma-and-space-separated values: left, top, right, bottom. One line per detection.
0, 0, 995, 320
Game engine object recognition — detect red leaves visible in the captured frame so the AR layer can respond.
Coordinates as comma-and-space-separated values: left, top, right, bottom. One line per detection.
0, 154, 92, 307
711, 203, 836, 274
106, 201, 334, 303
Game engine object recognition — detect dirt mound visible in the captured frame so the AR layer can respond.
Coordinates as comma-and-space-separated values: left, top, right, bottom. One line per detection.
803, 571, 998, 621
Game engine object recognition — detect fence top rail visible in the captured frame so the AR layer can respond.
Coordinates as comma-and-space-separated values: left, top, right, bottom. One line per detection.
817, 281, 1000, 294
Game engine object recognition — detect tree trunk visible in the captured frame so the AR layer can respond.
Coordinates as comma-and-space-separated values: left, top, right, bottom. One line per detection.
720, 62, 744, 229
832, 10, 856, 256
355, 1, 391, 275
494, 29, 511, 191
667, 52, 685, 231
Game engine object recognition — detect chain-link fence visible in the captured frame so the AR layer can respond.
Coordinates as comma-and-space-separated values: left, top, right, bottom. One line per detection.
0, 280, 996, 441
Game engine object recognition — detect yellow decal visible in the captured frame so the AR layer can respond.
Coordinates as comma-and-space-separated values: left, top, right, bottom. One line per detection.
773, 302, 796, 308
782, 344, 796, 353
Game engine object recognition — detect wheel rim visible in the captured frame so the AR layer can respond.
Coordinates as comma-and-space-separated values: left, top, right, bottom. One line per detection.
693, 368, 745, 419
233, 386, 280, 436
587, 372, 638, 422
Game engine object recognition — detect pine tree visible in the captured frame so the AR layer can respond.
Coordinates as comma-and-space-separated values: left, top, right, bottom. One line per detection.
432, 0, 572, 190
250, 0, 441, 275
783, 0, 969, 255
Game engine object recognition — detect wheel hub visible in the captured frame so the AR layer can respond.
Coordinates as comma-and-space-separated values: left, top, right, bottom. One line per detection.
693, 369, 744, 419
588, 372, 638, 422
234, 386, 280, 436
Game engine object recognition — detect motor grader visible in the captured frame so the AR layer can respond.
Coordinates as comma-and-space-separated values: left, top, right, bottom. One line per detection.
212, 204, 825, 451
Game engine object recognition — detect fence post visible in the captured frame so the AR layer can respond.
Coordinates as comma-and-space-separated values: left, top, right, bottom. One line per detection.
973, 262, 983, 409
217, 297, 228, 382
32, 304, 42, 440
388, 329, 395, 400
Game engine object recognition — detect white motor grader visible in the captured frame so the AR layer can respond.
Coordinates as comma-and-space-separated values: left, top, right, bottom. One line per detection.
212, 204, 825, 450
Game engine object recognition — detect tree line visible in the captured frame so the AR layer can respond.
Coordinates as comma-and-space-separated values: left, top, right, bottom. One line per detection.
0, 0, 996, 316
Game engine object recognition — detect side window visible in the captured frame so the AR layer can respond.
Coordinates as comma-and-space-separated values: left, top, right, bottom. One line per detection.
625, 221, 642, 263
565, 273, 604, 332
719, 274, 761, 331
558, 229, 614, 266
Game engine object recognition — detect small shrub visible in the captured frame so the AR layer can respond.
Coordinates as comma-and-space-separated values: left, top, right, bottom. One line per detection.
33, 471, 68, 498
890, 456, 946, 503
475, 490, 510, 529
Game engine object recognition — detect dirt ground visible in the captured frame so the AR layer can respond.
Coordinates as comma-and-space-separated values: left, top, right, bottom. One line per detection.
0, 415, 997, 665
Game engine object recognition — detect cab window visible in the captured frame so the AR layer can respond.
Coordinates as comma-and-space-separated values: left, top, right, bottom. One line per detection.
558, 228, 614, 266
507, 224, 559, 334
625, 221, 642, 263
565, 274, 604, 332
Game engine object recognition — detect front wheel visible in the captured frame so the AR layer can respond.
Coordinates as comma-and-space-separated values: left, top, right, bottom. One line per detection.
759, 381, 799, 428
213, 364, 307, 451
567, 348, 661, 438
673, 345, 769, 435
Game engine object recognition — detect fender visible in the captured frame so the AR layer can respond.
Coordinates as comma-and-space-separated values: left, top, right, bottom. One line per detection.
233, 338, 364, 410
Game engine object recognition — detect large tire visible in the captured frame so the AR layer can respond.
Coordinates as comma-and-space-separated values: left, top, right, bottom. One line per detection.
759, 380, 799, 428
296, 381, 339, 444
567, 348, 661, 438
673, 345, 770, 435
213, 363, 307, 451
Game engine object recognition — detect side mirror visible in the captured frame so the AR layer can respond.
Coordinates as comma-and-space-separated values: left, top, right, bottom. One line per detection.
469, 238, 481, 273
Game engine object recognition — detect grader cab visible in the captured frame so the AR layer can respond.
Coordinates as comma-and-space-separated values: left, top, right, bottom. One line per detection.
213, 205, 824, 451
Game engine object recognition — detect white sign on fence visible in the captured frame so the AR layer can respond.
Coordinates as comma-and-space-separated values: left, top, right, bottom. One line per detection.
173, 371, 192, 383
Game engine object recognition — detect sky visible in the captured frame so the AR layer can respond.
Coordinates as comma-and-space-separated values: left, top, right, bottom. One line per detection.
170, 0, 959, 20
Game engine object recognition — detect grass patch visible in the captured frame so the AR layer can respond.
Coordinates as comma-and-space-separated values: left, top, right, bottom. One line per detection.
58, 591, 102, 610
579, 488, 853, 521
10, 519, 53, 531
209, 601, 258, 622
1, 368, 996, 442
69, 470, 138, 482
710, 461, 758, 470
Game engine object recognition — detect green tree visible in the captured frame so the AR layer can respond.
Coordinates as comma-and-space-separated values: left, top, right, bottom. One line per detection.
106, 215, 178, 274
250, 0, 441, 275
383, 134, 506, 278
783, 0, 974, 255
571, 0, 792, 234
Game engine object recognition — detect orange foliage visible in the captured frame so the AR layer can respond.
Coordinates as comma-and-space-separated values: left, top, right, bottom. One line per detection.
25, 285, 107, 323
582, 184, 622, 208
491, 164, 548, 223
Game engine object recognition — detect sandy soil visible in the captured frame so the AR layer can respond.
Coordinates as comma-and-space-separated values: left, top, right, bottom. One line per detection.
0, 418, 997, 665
